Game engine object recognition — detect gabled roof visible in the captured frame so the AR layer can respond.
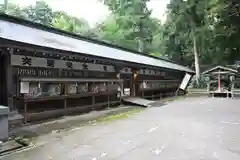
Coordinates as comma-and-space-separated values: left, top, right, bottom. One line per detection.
202, 65, 238, 75
0, 14, 194, 73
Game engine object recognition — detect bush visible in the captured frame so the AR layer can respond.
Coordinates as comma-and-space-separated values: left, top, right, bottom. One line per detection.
189, 75, 207, 89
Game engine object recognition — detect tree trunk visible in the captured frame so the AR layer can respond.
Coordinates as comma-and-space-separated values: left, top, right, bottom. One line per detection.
4, 0, 8, 12
193, 34, 200, 87
138, 39, 144, 52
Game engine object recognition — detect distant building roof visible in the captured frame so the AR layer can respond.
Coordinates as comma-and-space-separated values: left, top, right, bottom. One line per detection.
0, 14, 194, 73
202, 65, 238, 75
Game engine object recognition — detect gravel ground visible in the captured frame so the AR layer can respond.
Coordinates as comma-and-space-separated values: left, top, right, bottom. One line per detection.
2, 97, 240, 160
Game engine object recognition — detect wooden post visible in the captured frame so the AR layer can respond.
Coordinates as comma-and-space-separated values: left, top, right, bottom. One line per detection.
119, 90, 122, 103
231, 83, 234, 98
63, 83, 67, 116
107, 95, 110, 108
217, 73, 221, 92
107, 81, 110, 107
24, 102, 27, 124
64, 98, 67, 109
131, 69, 138, 97
119, 80, 123, 104
92, 96, 95, 105
92, 82, 95, 105
6, 50, 14, 112
120, 79, 123, 99
117, 72, 123, 104
175, 87, 180, 97
207, 83, 210, 92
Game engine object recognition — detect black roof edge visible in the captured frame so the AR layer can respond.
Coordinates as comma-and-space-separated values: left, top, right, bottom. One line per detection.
0, 13, 179, 64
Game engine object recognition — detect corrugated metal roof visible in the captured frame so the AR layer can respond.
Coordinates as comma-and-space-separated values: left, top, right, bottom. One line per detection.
0, 14, 194, 73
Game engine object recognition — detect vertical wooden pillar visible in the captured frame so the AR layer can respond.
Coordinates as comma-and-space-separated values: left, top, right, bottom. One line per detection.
92, 96, 95, 105
217, 71, 221, 92
107, 95, 110, 107
107, 81, 110, 108
116, 72, 122, 103
64, 83, 67, 116
24, 102, 28, 123
131, 69, 138, 96
92, 82, 95, 105
133, 84, 136, 96
120, 81, 123, 102
5, 49, 14, 111
231, 83, 235, 98
207, 83, 210, 92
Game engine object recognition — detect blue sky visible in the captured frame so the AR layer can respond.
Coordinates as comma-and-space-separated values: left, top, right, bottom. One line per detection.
8, 0, 170, 27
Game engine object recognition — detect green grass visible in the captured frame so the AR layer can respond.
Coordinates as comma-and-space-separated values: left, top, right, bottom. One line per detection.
10, 135, 34, 146
97, 108, 144, 123
163, 95, 186, 102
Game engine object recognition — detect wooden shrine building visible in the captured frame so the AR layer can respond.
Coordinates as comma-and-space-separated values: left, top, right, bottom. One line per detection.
203, 65, 240, 98
0, 14, 194, 123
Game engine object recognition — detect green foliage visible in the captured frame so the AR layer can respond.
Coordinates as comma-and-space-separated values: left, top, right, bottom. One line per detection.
4, 1, 92, 37
189, 75, 208, 89
100, 0, 158, 53
3, 0, 240, 67
52, 11, 91, 35
22, 1, 53, 25
164, 0, 240, 66
5, 3, 27, 18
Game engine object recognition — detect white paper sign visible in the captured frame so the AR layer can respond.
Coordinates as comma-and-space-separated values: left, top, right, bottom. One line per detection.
124, 88, 130, 96
143, 82, 147, 88
179, 73, 192, 90
20, 82, 30, 94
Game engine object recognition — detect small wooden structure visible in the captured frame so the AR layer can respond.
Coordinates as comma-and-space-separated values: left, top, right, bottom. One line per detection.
203, 66, 240, 97
0, 14, 194, 123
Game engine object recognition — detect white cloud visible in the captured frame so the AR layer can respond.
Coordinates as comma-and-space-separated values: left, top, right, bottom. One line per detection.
10, 0, 170, 27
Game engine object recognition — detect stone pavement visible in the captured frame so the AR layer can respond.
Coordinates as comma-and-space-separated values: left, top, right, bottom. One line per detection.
2, 97, 240, 160
9, 105, 137, 137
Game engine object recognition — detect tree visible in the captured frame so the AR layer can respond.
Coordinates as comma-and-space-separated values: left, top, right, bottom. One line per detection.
0, 0, 8, 13
52, 11, 91, 36
4, 1, 93, 37
22, 0, 53, 25
4, 3, 27, 19
212, 0, 240, 63
164, 0, 212, 86
94, 14, 139, 49
147, 18, 167, 57
101, 0, 154, 53
4, 0, 239, 73
164, 0, 240, 65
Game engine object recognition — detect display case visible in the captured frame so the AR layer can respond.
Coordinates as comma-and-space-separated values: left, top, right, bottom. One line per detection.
17, 78, 123, 123
23, 82, 63, 98
137, 80, 180, 99
76, 82, 89, 93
